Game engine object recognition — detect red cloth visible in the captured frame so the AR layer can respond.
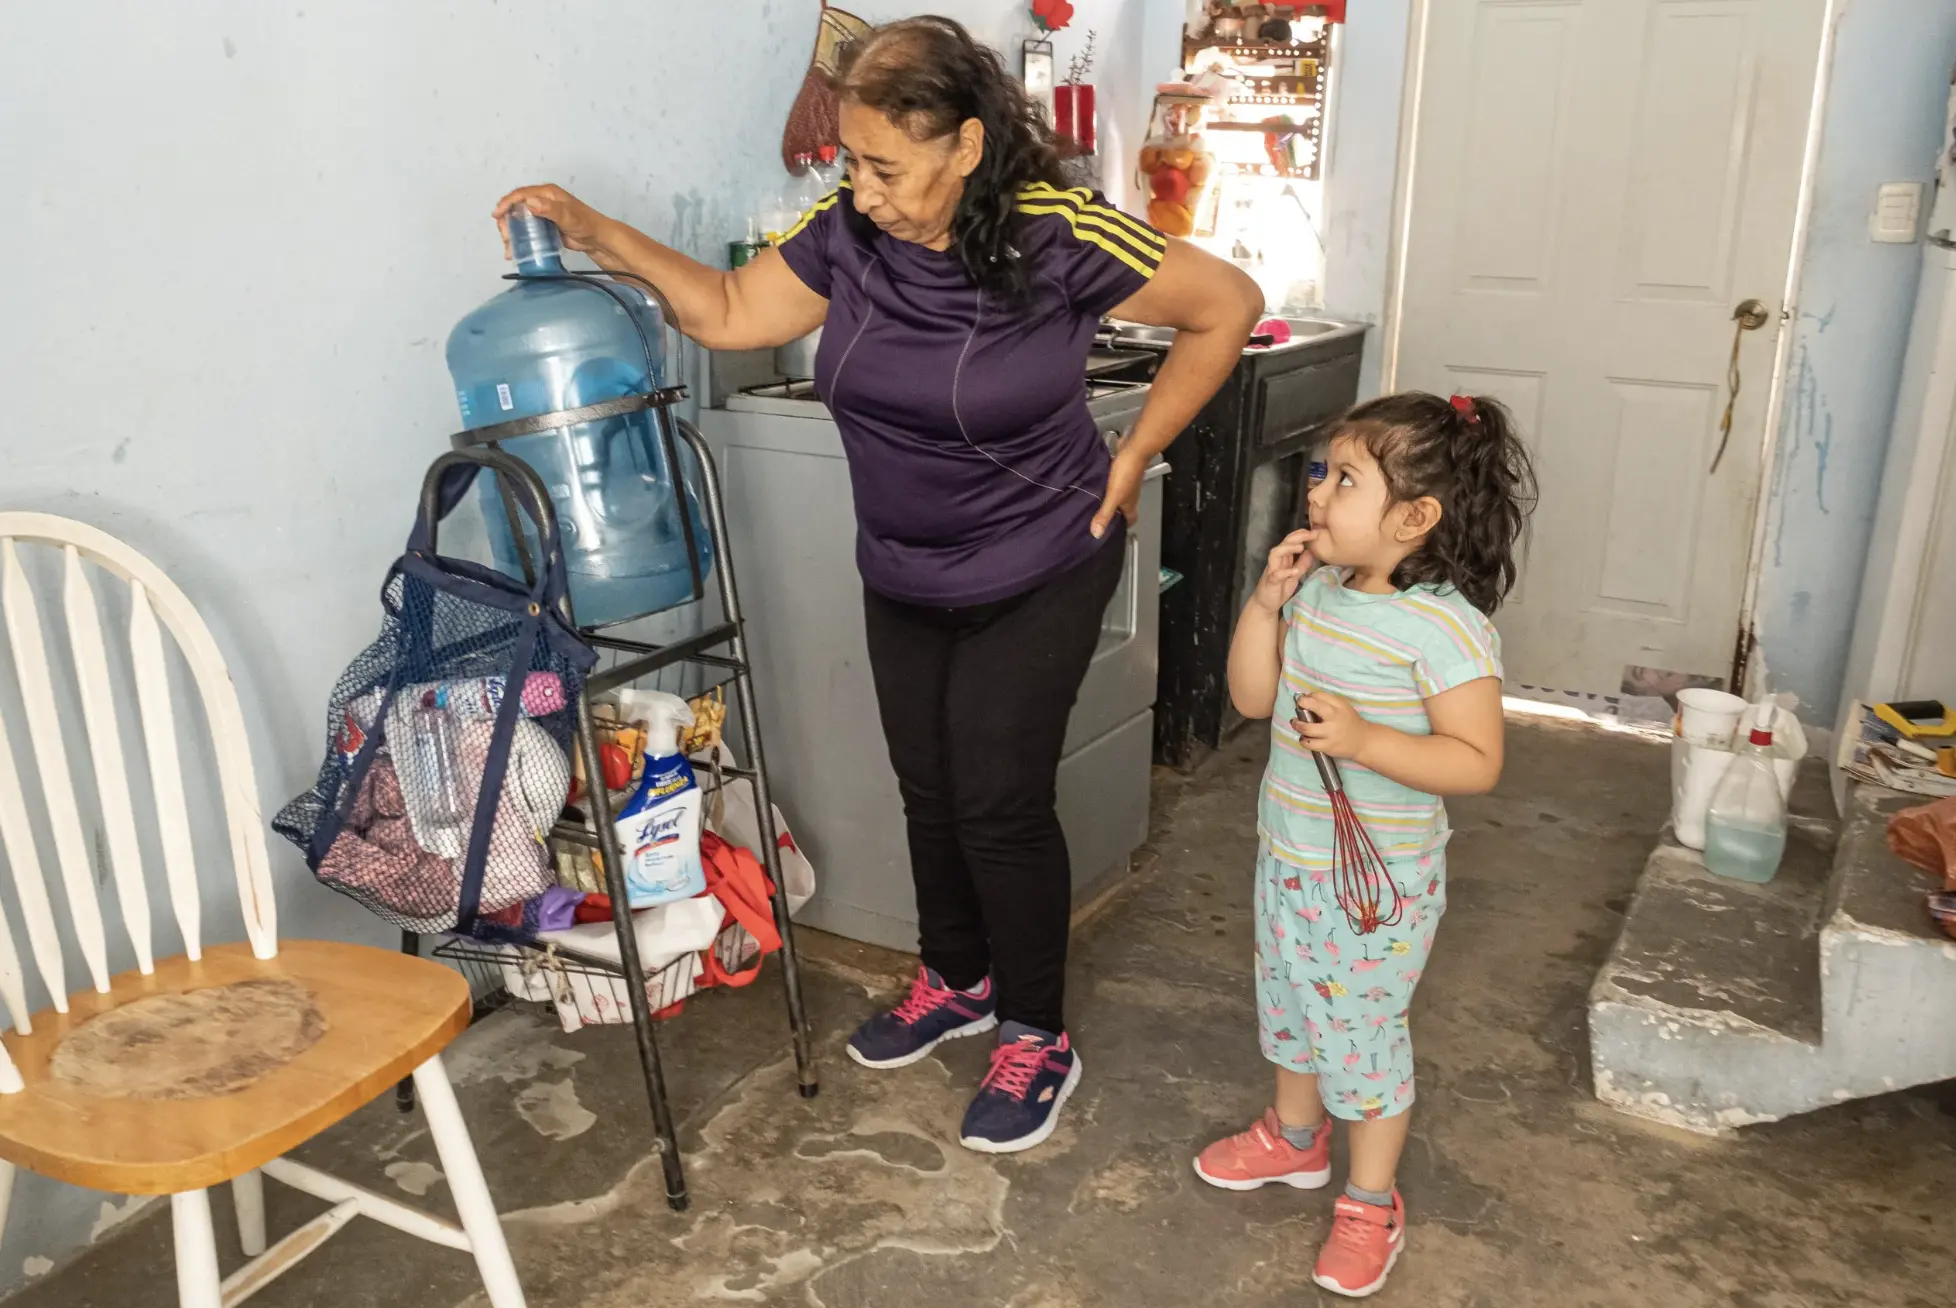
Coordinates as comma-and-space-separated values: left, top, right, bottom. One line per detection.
1889, 797, 1956, 889
652, 832, 784, 1018
696, 831, 781, 989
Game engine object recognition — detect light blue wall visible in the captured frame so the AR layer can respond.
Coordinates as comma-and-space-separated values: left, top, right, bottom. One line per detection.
1753, 2, 1956, 722
0, 1, 1164, 1292
1321, 0, 1412, 398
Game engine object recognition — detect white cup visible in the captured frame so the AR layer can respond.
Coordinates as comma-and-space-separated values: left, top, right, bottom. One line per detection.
1676, 688, 1747, 747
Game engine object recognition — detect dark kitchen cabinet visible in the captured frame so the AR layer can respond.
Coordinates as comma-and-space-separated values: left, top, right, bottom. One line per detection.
1131, 322, 1369, 767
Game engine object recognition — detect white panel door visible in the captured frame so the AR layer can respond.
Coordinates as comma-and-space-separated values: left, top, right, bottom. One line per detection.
1394, 0, 1826, 693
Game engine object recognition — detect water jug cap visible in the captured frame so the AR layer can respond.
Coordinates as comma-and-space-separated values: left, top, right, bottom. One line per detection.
506, 204, 566, 272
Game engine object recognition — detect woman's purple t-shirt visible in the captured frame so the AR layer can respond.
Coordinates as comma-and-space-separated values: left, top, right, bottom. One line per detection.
775, 182, 1165, 606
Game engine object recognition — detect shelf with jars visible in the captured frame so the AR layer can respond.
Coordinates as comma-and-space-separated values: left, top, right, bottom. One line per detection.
1152, 4, 1336, 311
1183, 38, 1329, 78
1184, 26, 1326, 167
1183, 1, 1345, 51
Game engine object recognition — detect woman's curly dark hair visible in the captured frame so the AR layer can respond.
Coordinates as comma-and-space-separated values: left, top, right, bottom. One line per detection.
833, 17, 1069, 302
1335, 392, 1539, 615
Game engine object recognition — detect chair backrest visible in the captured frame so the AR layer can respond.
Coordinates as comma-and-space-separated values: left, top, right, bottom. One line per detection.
0, 513, 276, 1089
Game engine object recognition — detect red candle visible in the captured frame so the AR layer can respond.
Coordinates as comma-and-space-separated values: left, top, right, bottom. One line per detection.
1055, 84, 1096, 153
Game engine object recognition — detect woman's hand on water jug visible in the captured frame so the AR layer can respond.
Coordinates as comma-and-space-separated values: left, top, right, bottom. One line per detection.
492, 185, 615, 261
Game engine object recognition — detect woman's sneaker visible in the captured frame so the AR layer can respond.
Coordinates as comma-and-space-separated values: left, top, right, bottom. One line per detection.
1193, 1108, 1332, 1191
1313, 1190, 1406, 1298
958, 1022, 1081, 1154
846, 966, 998, 1070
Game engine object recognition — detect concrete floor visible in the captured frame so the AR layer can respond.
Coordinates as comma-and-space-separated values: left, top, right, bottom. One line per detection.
16, 718, 1956, 1307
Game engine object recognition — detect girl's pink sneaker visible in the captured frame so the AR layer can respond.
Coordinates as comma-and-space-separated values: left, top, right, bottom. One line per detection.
1192, 1108, 1331, 1191
1313, 1190, 1406, 1298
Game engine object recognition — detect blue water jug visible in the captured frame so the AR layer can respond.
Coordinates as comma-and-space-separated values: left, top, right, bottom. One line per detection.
445, 209, 712, 626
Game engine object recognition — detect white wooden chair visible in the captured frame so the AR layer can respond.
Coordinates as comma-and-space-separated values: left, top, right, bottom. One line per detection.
0, 513, 525, 1308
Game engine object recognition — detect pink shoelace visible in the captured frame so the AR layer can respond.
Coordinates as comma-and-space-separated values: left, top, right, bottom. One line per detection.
891, 969, 956, 1025
979, 1035, 1050, 1101
1329, 1198, 1393, 1251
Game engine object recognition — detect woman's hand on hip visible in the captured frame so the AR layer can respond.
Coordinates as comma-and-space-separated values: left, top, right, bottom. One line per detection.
492, 184, 617, 260
1091, 445, 1152, 539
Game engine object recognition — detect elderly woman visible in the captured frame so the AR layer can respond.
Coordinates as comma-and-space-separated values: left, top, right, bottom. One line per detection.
497, 16, 1260, 1153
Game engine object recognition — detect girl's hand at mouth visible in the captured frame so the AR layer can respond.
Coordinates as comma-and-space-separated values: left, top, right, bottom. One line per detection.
1250, 529, 1317, 614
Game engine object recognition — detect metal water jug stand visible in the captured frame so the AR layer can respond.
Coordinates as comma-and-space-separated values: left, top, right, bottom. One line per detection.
403, 269, 819, 1214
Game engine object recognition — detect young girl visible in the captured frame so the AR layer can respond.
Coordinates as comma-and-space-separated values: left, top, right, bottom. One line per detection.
1194, 392, 1535, 1298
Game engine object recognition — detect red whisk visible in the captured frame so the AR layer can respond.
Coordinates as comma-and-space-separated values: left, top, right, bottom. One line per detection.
1300, 710, 1405, 935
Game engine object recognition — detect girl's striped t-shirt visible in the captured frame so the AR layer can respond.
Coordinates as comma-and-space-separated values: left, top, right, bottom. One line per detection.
1259, 567, 1503, 869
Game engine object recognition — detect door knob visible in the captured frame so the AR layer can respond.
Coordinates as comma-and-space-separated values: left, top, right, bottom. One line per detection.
1710, 299, 1773, 473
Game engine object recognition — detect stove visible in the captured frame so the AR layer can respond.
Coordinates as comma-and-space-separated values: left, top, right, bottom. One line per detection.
748, 378, 821, 401
723, 375, 1150, 431
722, 377, 824, 417
698, 366, 1165, 952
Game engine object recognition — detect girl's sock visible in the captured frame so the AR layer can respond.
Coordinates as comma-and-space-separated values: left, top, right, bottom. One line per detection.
1345, 1181, 1395, 1207
1278, 1118, 1327, 1150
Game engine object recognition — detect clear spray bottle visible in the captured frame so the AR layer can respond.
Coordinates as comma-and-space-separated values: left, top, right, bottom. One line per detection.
1702, 697, 1789, 884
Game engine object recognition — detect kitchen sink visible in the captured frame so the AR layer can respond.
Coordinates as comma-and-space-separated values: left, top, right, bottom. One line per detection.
1105, 323, 1178, 348
1103, 317, 1362, 353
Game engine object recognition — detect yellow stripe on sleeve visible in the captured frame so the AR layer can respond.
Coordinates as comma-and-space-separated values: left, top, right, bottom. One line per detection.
778, 182, 851, 244
1018, 183, 1167, 258
1015, 204, 1162, 279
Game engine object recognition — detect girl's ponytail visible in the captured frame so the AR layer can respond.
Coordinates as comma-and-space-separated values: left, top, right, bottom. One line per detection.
1430, 395, 1536, 614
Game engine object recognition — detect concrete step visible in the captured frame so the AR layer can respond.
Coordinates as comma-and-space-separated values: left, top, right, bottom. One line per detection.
1588, 787, 1956, 1133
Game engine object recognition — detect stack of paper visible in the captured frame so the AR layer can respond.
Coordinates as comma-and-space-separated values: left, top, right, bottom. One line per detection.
1841, 702, 1956, 796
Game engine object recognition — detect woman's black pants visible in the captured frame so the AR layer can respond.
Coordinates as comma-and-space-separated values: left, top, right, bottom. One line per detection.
861, 537, 1125, 1035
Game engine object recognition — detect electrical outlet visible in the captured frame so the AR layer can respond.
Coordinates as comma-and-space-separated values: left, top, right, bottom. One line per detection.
1872, 181, 1925, 244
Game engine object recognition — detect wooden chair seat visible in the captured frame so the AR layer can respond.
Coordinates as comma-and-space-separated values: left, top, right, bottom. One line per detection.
0, 940, 469, 1194
0, 514, 525, 1304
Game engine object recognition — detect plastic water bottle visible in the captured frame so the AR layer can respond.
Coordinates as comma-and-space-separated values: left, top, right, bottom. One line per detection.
407, 701, 468, 856
811, 144, 843, 194
758, 184, 802, 246
446, 207, 713, 626
1702, 698, 1789, 884
789, 152, 826, 213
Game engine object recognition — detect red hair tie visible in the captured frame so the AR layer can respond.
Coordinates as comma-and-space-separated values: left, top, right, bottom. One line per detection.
1449, 394, 1479, 425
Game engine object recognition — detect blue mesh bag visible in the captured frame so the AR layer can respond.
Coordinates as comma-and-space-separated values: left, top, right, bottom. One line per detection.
274, 459, 596, 938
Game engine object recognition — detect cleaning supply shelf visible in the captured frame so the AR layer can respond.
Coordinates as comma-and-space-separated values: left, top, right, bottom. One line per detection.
402, 385, 818, 1215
